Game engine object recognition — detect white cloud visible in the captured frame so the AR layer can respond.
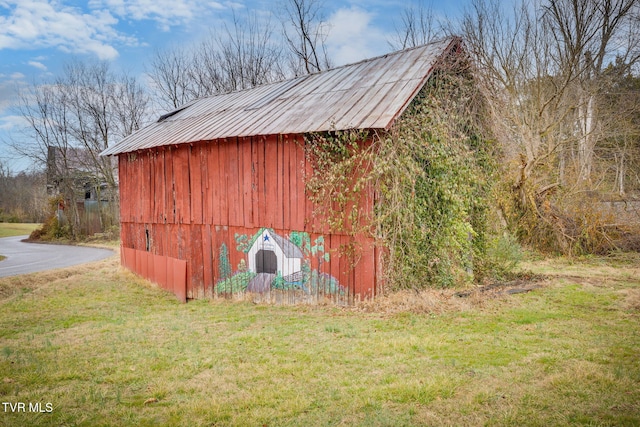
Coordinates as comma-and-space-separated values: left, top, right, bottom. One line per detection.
0, 0, 136, 60
0, 114, 26, 131
89, 0, 225, 31
28, 60, 47, 70
325, 6, 390, 66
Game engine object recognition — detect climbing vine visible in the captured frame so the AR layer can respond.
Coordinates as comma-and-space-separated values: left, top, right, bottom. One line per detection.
303, 61, 498, 289
304, 129, 372, 234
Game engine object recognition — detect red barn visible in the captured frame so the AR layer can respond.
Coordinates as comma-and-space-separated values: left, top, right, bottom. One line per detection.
101, 38, 462, 303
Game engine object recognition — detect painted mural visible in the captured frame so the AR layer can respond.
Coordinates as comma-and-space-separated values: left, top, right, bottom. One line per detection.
215, 228, 344, 296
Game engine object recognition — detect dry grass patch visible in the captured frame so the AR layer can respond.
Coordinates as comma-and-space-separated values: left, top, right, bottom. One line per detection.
353, 288, 473, 315
620, 288, 640, 312
522, 251, 640, 284
353, 274, 550, 317
0, 255, 121, 302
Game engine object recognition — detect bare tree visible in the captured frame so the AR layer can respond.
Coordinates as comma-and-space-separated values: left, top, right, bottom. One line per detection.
281, 0, 332, 74
147, 48, 196, 110
389, 1, 444, 50
460, 0, 640, 253
62, 61, 150, 230
147, 2, 334, 111
13, 60, 150, 238
212, 11, 286, 91
544, 0, 640, 185
14, 81, 83, 237
597, 61, 640, 196
462, 0, 566, 190
113, 73, 151, 139
148, 10, 285, 110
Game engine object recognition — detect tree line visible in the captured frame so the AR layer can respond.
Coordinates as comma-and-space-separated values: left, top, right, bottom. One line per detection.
6, 0, 640, 257
461, 0, 640, 253
0, 163, 47, 223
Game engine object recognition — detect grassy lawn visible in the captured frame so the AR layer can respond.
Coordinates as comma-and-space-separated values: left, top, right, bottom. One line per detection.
0, 223, 41, 238
0, 253, 638, 426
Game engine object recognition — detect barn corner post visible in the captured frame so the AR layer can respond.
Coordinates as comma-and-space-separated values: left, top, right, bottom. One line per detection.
100, 38, 461, 304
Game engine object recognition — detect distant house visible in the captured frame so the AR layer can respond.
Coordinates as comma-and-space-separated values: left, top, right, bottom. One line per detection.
46, 146, 99, 200
101, 37, 465, 302
46, 146, 118, 235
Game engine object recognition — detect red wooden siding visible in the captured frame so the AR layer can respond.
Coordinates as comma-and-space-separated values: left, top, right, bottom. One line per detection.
118, 134, 378, 301
121, 247, 187, 303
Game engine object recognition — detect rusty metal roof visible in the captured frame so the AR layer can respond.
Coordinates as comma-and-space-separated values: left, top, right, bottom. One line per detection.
101, 37, 459, 156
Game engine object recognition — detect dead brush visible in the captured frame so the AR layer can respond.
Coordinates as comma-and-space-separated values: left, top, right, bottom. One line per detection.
351, 288, 489, 316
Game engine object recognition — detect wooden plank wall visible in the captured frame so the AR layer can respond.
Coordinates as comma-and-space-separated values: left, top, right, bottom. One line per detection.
118, 134, 379, 301
121, 247, 187, 302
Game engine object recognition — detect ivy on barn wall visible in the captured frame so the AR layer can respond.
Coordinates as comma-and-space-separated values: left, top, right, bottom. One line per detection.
303, 63, 499, 290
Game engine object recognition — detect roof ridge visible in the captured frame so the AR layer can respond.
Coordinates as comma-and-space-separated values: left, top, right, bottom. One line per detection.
177, 36, 457, 105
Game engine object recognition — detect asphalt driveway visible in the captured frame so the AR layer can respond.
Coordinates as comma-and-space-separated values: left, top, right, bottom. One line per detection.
0, 235, 114, 278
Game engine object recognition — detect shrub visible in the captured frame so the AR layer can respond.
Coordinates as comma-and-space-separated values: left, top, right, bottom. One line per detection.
28, 196, 72, 241
483, 234, 524, 280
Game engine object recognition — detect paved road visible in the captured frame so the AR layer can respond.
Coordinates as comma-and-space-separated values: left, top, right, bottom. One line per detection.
0, 235, 114, 278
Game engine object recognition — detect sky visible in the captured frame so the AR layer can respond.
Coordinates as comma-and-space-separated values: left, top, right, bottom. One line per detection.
0, 0, 467, 173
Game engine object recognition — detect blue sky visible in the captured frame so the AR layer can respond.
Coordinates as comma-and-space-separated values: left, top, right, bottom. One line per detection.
0, 0, 467, 172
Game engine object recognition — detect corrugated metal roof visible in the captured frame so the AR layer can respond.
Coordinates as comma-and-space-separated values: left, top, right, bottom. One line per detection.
101, 37, 459, 156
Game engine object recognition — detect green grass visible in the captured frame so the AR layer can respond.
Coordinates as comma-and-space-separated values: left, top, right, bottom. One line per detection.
0, 254, 638, 426
0, 223, 41, 238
